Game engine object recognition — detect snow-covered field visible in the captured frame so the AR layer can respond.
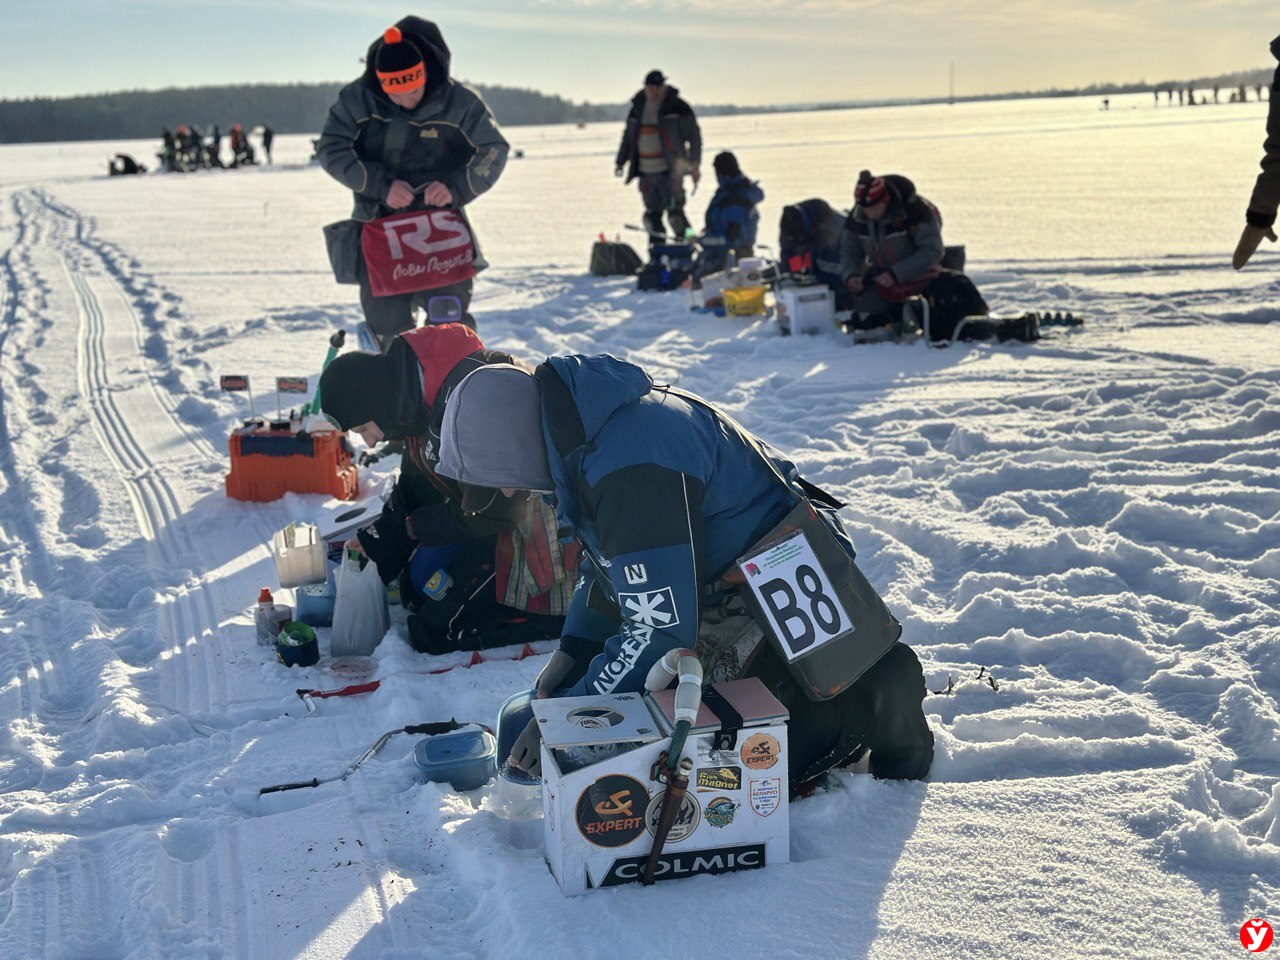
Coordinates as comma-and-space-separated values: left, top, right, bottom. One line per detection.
1, 91, 1278, 959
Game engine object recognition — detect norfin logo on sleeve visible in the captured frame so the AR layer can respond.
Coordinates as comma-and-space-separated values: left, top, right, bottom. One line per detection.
1240, 919, 1274, 952
618, 588, 679, 628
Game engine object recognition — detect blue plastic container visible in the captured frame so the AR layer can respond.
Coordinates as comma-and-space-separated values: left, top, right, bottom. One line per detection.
295, 582, 335, 627
495, 689, 539, 785
414, 728, 497, 791
650, 242, 695, 270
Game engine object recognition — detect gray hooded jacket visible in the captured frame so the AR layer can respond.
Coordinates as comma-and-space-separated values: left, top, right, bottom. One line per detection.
838, 175, 945, 285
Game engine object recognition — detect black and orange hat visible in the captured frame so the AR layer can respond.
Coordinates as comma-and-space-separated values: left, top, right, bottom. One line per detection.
376, 26, 426, 94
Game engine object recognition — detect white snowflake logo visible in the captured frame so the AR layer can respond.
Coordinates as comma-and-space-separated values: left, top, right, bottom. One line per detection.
618, 588, 680, 628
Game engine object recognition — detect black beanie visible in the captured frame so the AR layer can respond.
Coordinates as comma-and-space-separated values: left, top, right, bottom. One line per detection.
377, 27, 424, 72
713, 151, 740, 179
319, 352, 400, 431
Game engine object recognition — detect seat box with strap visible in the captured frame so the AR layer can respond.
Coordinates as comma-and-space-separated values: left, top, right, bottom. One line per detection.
225, 425, 358, 503
534, 677, 789, 896
776, 284, 836, 335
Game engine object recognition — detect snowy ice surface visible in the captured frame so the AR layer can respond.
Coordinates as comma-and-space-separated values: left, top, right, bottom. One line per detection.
1, 91, 1278, 959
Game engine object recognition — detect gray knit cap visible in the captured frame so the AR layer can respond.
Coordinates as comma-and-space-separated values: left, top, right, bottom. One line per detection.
436, 364, 553, 512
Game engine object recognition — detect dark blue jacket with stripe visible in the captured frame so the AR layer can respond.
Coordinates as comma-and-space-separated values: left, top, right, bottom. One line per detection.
703, 173, 765, 249
535, 354, 829, 697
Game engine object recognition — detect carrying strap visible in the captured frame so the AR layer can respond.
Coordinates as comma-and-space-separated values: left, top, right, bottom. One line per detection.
702, 685, 744, 751
656, 385, 845, 510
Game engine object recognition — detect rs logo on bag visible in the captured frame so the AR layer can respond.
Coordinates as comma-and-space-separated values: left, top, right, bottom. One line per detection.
362, 209, 477, 297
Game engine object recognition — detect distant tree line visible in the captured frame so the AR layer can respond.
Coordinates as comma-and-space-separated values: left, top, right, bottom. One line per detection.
0, 64, 1273, 145
0, 81, 618, 144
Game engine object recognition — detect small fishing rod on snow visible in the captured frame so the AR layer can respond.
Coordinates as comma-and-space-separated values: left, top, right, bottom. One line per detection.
258, 719, 485, 795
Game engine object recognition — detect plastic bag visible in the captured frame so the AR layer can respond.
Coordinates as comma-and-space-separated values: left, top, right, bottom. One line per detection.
330, 551, 389, 657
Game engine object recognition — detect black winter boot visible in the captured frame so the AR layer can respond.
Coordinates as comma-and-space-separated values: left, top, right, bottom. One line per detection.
864, 643, 935, 780
996, 312, 1041, 343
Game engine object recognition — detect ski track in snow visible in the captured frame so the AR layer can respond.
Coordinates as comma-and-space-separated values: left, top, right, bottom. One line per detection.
1, 100, 1279, 958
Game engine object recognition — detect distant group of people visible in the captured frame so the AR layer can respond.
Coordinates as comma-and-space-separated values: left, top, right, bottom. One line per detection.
312, 17, 935, 798
154, 122, 274, 174
1152, 82, 1269, 107
605, 70, 1034, 343
612, 71, 762, 282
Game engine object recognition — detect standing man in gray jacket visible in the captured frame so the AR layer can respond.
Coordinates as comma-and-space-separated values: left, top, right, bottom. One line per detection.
1234, 35, 1280, 270
615, 70, 702, 244
318, 17, 508, 349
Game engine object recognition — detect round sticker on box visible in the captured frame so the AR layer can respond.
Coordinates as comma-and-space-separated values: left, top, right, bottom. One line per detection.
741, 732, 780, 771
645, 790, 701, 843
576, 774, 649, 848
705, 796, 740, 828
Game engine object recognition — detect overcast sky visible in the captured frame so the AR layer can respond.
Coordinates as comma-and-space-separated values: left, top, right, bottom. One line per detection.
1, 1, 1274, 105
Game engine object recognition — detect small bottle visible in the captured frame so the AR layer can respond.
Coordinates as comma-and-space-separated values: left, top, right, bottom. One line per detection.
255, 588, 274, 644
726, 249, 737, 274
660, 255, 671, 289
421, 569, 453, 601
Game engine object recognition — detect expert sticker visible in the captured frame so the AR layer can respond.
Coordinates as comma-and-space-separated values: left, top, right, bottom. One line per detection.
741, 732, 780, 771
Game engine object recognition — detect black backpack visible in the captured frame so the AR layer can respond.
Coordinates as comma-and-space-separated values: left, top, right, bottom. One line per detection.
590, 241, 644, 277
924, 271, 989, 341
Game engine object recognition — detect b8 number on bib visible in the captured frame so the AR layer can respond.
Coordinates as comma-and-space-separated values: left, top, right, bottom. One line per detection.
740, 531, 853, 661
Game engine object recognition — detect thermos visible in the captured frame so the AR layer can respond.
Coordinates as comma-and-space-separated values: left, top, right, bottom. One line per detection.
255, 588, 274, 645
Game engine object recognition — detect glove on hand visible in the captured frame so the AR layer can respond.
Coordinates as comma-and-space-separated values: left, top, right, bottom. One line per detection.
864, 267, 895, 289
508, 717, 543, 779
1233, 222, 1278, 269
358, 488, 415, 584
614, 165, 624, 178
535, 650, 578, 698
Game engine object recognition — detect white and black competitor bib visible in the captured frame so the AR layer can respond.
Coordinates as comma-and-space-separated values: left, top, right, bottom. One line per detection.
739, 528, 852, 662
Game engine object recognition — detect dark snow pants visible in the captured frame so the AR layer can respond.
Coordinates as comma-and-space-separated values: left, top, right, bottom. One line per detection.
639, 171, 691, 241
404, 536, 565, 655
357, 256, 474, 352
745, 639, 934, 793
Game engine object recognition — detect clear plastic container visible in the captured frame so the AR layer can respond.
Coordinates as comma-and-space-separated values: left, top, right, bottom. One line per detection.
271, 523, 327, 588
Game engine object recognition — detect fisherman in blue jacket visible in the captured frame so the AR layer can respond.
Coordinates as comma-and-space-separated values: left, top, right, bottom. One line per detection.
692, 151, 764, 281
435, 355, 934, 793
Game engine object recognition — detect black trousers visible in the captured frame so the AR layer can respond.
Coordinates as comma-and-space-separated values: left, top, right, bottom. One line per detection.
747, 640, 934, 792
356, 256, 474, 352
639, 171, 691, 241
405, 536, 566, 656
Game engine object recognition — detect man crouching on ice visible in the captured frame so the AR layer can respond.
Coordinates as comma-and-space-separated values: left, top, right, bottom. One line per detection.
434, 355, 934, 795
